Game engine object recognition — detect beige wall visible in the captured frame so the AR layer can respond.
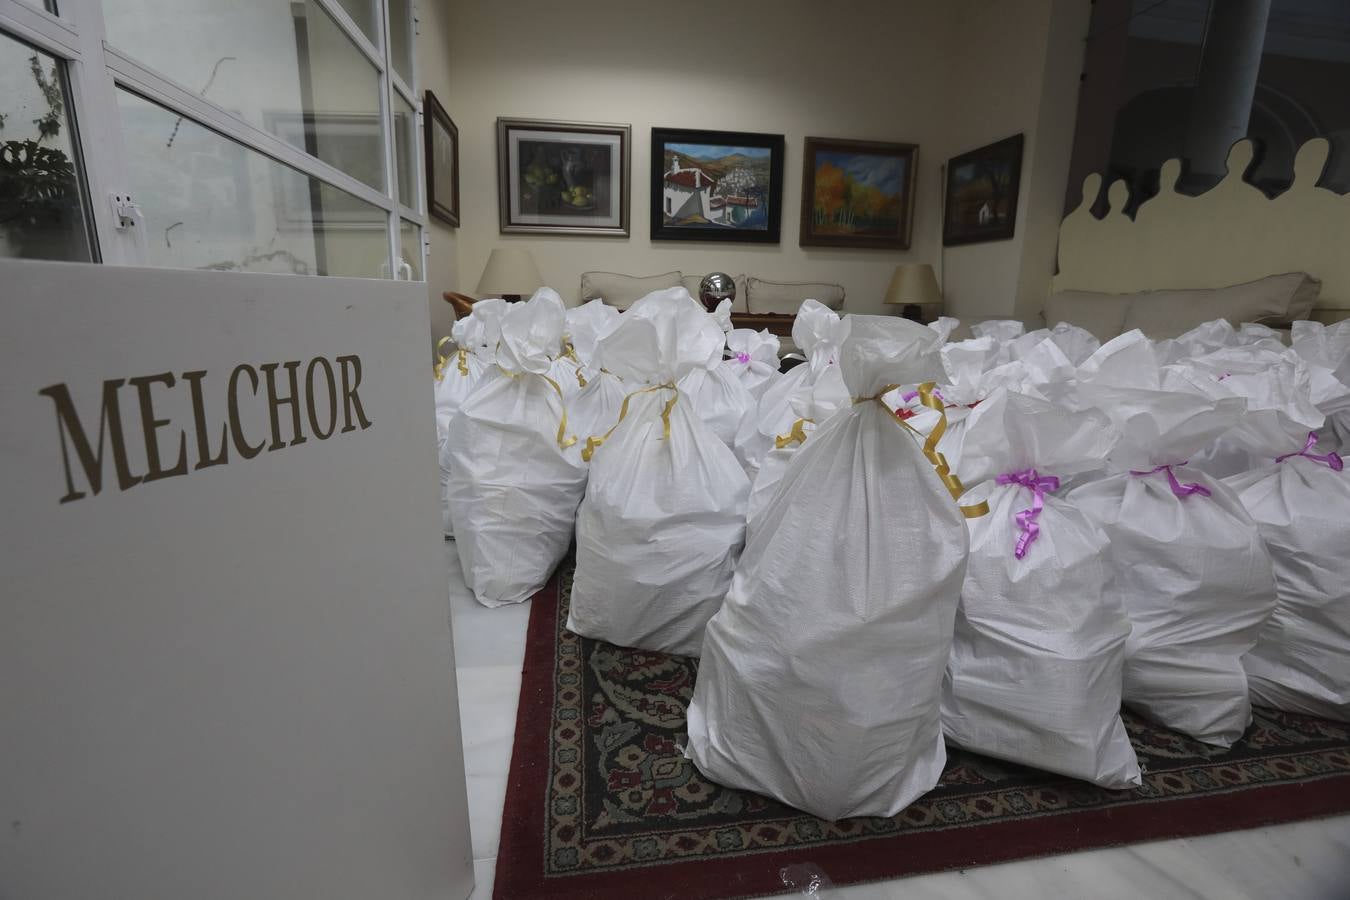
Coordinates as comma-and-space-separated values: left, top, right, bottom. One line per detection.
420, 0, 1086, 330
417, 0, 461, 349
939, 0, 1090, 326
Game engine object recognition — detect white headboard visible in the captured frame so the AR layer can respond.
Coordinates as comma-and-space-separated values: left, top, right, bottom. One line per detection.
1053, 138, 1349, 324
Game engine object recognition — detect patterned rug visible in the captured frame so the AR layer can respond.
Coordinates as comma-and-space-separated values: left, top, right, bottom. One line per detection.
493, 564, 1350, 900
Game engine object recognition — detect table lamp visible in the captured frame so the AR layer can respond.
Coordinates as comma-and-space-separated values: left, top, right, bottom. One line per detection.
883, 263, 942, 323
476, 248, 543, 301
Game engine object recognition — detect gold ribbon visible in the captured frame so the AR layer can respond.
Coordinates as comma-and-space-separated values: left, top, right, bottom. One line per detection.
433, 336, 453, 381
558, 341, 587, 387
581, 383, 678, 463
456, 348, 469, 377
774, 417, 814, 449
854, 381, 988, 519
501, 370, 577, 450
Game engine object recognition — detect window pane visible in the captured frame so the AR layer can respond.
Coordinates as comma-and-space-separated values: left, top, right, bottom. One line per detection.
393, 91, 416, 208
116, 90, 390, 278
102, 0, 387, 192
330, 0, 378, 45
388, 0, 413, 84
0, 31, 93, 262
16, 0, 59, 12
399, 219, 421, 280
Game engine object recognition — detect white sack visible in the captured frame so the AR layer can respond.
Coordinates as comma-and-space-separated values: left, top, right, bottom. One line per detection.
721, 328, 782, 400
679, 363, 757, 450
569, 290, 749, 656
564, 297, 622, 370
1045, 321, 1101, 366
942, 389, 1140, 788
434, 315, 490, 417
929, 316, 961, 343
686, 316, 968, 821
1291, 319, 1350, 451
1226, 449, 1350, 721
564, 368, 627, 468
445, 292, 587, 607
1069, 387, 1277, 745
733, 300, 849, 475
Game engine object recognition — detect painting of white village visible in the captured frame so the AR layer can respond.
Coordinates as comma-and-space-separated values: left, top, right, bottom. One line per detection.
660, 143, 771, 230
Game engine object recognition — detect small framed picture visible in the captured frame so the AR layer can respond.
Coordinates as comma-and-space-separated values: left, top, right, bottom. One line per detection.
497, 117, 630, 237
650, 127, 784, 243
799, 137, 918, 250
424, 90, 459, 226
944, 134, 1025, 246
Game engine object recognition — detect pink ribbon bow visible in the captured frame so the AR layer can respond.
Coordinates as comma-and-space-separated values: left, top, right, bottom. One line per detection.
735, 351, 751, 364
1275, 431, 1344, 471
1129, 462, 1211, 499
995, 468, 1060, 559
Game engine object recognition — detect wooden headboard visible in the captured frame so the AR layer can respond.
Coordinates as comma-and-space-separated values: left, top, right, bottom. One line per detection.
1053, 138, 1349, 324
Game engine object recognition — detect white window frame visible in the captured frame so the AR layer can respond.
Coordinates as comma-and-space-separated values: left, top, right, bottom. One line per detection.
0, 0, 427, 280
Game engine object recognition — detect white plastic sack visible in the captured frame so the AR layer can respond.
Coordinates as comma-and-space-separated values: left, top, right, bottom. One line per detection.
569, 290, 749, 656
686, 316, 968, 821
564, 367, 626, 468
434, 315, 490, 417
732, 300, 849, 475
1069, 387, 1277, 745
929, 316, 961, 343
1226, 447, 1350, 721
1045, 321, 1101, 366
942, 389, 1140, 788
679, 363, 757, 450
721, 328, 781, 400
744, 364, 849, 526
445, 291, 587, 607
1291, 319, 1350, 451
564, 297, 622, 370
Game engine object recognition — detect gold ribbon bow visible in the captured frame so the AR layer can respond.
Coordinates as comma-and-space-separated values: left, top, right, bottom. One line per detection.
561, 340, 587, 387
433, 336, 453, 382
775, 417, 814, 449
456, 348, 470, 377
854, 381, 988, 519
581, 382, 678, 463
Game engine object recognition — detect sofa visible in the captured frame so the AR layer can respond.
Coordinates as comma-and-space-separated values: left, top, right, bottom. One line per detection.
578, 270, 846, 314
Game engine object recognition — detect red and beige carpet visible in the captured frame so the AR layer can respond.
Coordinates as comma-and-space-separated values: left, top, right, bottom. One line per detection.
493, 564, 1350, 899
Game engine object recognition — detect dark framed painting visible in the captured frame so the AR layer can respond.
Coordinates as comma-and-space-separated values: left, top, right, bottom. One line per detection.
425, 91, 459, 226
944, 134, 1024, 246
497, 117, 630, 237
799, 137, 918, 249
650, 127, 784, 243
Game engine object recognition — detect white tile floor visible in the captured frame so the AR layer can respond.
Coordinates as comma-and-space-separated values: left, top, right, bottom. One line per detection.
446, 542, 1350, 900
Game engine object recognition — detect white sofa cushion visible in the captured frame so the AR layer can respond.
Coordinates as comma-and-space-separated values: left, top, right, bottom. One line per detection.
1120, 273, 1321, 338
1043, 290, 1133, 342
580, 270, 683, 309
745, 277, 845, 314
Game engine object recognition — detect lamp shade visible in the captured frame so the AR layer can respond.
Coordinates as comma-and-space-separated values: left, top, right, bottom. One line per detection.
883, 263, 942, 306
475, 248, 543, 298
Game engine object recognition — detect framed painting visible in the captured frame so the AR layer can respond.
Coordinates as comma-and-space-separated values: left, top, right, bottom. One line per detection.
650, 127, 784, 243
425, 91, 459, 226
944, 134, 1024, 246
497, 117, 630, 237
265, 111, 385, 230
799, 137, 918, 249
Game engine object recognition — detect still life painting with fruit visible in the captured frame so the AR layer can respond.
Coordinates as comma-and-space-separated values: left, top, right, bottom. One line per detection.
516, 140, 612, 215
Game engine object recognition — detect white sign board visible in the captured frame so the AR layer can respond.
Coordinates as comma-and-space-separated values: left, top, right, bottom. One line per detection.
0, 261, 473, 900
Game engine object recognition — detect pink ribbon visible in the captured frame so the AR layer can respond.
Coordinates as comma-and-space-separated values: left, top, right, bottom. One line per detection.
1275, 431, 1344, 471
1129, 462, 1211, 499
735, 351, 751, 364
995, 468, 1060, 560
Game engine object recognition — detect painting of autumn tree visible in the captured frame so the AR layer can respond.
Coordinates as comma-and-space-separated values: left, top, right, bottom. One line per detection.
799, 138, 917, 249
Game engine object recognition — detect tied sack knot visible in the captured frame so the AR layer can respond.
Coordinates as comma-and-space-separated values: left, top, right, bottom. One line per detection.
853, 381, 988, 519
994, 469, 1060, 559
1129, 461, 1210, 499
1275, 431, 1344, 471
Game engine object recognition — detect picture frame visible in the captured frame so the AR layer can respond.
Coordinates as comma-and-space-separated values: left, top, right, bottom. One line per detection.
650, 127, 784, 243
798, 137, 918, 250
497, 117, 630, 237
424, 91, 460, 227
944, 133, 1025, 246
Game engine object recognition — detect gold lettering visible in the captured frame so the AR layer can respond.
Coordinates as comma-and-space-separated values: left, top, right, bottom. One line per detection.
336, 355, 372, 433
260, 360, 308, 451
127, 372, 189, 483
182, 370, 229, 470
227, 364, 264, 459
305, 357, 338, 439
38, 380, 142, 503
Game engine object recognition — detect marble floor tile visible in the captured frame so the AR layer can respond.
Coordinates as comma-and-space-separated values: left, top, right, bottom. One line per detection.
444, 539, 532, 670
455, 664, 520, 861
